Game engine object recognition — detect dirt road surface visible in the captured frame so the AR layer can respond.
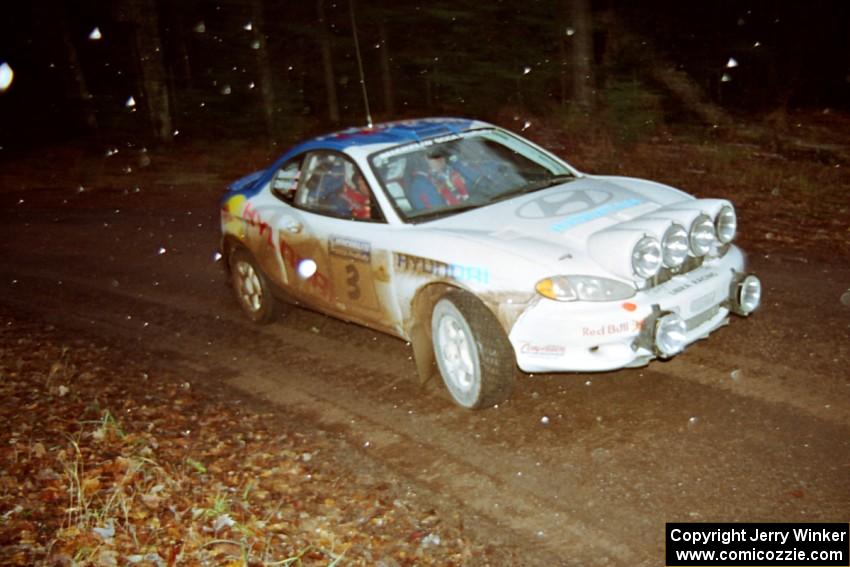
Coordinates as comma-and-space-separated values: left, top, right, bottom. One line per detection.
1, 144, 848, 565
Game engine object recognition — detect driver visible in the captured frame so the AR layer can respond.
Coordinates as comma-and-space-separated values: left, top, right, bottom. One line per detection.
409, 148, 471, 210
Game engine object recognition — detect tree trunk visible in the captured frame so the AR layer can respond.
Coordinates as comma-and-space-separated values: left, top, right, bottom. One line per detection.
595, 6, 616, 94
127, 0, 174, 143
250, 0, 277, 139
58, 6, 97, 130
424, 73, 432, 109
609, 14, 729, 127
316, 0, 340, 123
569, 0, 595, 111
164, 1, 192, 88
558, 25, 567, 106
378, 19, 395, 116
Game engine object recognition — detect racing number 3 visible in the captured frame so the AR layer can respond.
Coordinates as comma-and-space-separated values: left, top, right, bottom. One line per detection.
328, 236, 378, 311
345, 263, 361, 300
329, 257, 379, 311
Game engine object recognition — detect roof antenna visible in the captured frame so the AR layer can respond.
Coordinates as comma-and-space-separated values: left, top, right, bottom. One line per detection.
349, 0, 373, 128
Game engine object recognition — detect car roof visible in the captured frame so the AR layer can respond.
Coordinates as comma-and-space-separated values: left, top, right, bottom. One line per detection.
226, 117, 491, 198
287, 117, 483, 155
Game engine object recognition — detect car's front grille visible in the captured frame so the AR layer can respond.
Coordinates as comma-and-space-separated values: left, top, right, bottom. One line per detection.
685, 305, 721, 332
644, 243, 732, 289
649, 255, 705, 287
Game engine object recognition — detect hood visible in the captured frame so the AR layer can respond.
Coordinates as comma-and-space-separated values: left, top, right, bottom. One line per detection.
430, 175, 685, 232
422, 175, 728, 280
425, 176, 675, 256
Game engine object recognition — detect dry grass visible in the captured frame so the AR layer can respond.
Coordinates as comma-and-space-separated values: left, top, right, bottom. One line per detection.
0, 313, 504, 565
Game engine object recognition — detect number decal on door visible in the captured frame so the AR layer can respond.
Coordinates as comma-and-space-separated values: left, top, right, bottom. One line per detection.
329, 236, 378, 311
345, 264, 361, 300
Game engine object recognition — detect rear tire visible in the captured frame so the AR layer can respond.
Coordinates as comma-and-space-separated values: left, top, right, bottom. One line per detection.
431, 290, 515, 409
230, 248, 281, 324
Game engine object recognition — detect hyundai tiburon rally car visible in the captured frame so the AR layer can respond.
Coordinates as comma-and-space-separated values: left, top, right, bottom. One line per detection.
220, 118, 761, 409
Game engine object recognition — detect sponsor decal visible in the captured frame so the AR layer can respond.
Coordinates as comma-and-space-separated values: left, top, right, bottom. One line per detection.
520, 343, 566, 358
517, 189, 613, 219
394, 252, 489, 284
668, 271, 719, 295
222, 194, 248, 236
329, 236, 371, 263
373, 133, 466, 163
582, 320, 642, 337
550, 198, 644, 233
222, 196, 275, 247
242, 202, 273, 247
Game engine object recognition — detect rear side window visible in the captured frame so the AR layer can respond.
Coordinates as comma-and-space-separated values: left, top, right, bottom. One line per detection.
270, 158, 301, 203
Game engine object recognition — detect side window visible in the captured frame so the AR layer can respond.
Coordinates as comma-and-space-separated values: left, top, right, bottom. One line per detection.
295, 152, 383, 222
271, 158, 302, 203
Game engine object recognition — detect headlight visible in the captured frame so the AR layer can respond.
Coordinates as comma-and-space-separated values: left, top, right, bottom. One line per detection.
661, 224, 689, 268
535, 275, 635, 302
689, 214, 715, 256
631, 236, 662, 278
715, 205, 736, 244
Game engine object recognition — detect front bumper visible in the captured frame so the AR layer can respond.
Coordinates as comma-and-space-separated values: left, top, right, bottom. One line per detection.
509, 246, 759, 373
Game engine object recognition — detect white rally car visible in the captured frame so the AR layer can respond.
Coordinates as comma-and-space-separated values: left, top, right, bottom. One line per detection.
220, 118, 761, 409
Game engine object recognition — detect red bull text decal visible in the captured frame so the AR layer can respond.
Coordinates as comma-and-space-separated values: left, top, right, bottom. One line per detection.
582, 320, 642, 337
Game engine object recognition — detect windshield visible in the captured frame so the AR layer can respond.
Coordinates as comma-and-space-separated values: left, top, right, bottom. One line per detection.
369, 128, 576, 222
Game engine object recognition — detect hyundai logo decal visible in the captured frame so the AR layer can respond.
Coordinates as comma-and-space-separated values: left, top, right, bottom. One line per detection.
516, 189, 613, 219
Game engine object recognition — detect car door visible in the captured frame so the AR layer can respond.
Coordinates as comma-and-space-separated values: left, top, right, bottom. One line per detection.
275, 150, 402, 334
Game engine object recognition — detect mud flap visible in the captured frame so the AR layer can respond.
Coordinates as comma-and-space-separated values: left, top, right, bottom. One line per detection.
410, 320, 437, 386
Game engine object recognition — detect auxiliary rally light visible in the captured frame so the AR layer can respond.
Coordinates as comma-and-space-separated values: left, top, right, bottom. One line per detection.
729, 273, 762, 316
633, 307, 687, 358
654, 312, 687, 357
633, 272, 762, 359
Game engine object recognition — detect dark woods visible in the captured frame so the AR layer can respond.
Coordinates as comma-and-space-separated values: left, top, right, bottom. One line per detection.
0, 0, 847, 149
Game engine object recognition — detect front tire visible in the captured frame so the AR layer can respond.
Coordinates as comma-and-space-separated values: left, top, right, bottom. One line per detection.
230, 248, 281, 324
431, 291, 515, 409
